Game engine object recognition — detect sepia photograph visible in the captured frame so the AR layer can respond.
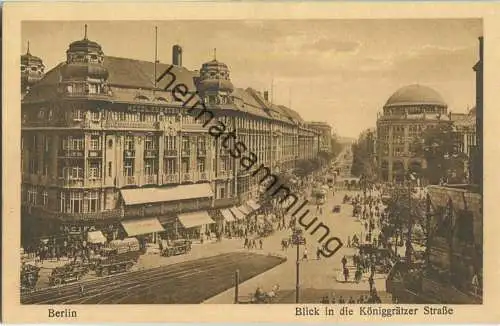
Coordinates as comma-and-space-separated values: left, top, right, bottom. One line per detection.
17, 18, 483, 307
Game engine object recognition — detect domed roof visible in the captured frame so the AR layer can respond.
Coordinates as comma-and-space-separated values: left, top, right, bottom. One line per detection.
201, 59, 229, 70
197, 78, 234, 92
61, 63, 109, 79
21, 42, 43, 64
385, 84, 446, 107
67, 25, 103, 54
68, 38, 103, 54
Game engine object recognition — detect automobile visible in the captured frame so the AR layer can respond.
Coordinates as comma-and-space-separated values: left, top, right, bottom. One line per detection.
332, 205, 341, 213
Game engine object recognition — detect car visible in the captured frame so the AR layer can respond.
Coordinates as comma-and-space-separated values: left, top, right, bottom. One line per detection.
332, 205, 341, 213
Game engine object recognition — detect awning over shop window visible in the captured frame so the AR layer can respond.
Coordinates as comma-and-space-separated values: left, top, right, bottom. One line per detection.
121, 218, 165, 236
229, 207, 246, 220
220, 209, 236, 222
237, 205, 252, 215
247, 200, 261, 211
120, 183, 213, 206
87, 231, 107, 244
178, 211, 215, 229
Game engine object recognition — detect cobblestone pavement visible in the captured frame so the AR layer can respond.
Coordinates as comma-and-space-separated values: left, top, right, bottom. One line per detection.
204, 189, 389, 304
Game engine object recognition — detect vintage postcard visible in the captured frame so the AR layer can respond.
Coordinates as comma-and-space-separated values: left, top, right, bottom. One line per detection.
2, 1, 500, 323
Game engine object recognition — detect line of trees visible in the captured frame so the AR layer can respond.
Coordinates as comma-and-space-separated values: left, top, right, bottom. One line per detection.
351, 129, 377, 181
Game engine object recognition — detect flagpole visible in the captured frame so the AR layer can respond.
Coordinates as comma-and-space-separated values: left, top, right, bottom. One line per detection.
154, 26, 158, 89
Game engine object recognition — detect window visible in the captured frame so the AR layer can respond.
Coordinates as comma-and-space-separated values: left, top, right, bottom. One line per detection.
88, 84, 97, 94
165, 136, 177, 150
197, 158, 205, 172
164, 159, 177, 174
73, 109, 84, 121
108, 139, 113, 148
197, 137, 206, 151
91, 111, 100, 121
124, 136, 135, 151
86, 192, 100, 213
220, 187, 226, 199
144, 159, 156, 176
124, 159, 134, 176
65, 166, 84, 179
42, 190, 48, 207
182, 137, 190, 152
62, 136, 84, 150
60, 192, 66, 212
88, 161, 101, 179
27, 187, 37, 205
145, 136, 157, 150
90, 136, 100, 150
181, 158, 190, 173
70, 192, 83, 213
108, 162, 112, 177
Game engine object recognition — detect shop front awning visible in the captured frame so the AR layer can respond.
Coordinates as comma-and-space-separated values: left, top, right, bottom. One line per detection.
220, 209, 236, 222
121, 217, 165, 236
246, 200, 261, 211
120, 183, 213, 206
178, 211, 215, 229
237, 205, 252, 215
229, 207, 246, 220
87, 231, 107, 244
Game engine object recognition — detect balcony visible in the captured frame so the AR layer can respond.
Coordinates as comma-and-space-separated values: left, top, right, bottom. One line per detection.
88, 150, 102, 158
162, 174, 178, 184
144, 174, 158, 185
58, 178, 84, 188
104, 120, 160, 130
124, 176, 136, 186
217, 170, 231, 179
144, 149, 159, 158
86, 179, 102, 187
124, 150, 135, 158
58, 150, 85, 158
182, 173, 193, 182
198, 171, 209, 181
29, 206, 123, 222
164, 149, 178, 157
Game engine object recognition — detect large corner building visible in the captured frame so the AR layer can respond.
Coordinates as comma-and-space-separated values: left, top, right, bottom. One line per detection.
20, 30, 322, 244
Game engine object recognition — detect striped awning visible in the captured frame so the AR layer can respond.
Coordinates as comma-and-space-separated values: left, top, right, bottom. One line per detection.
237, 205, 252, 215
220, 209, 236, 222
178, 211, 215, 229
229, 207, 246, 220
246, 200, 261, 211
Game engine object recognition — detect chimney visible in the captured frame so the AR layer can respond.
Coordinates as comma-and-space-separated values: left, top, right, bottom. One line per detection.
479, 36, 484, 62
172, 44, 183, 66
263, 91, 269, 101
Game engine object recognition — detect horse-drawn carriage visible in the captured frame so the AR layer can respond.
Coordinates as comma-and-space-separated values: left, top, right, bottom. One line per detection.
160, 239, 192, 257
48, 262, 90, 286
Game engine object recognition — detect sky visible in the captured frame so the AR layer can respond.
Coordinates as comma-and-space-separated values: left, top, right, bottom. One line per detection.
22, 19, 482, 138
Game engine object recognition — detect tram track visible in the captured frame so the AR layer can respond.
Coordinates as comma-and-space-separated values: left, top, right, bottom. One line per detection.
22, 252, 286, 304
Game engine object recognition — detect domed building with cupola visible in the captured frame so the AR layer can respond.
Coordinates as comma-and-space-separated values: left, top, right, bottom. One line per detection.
376, 84, 452, 183
20, 26, 323, 246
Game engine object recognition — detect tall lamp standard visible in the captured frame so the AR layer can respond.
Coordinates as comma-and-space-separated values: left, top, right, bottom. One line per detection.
405, 171, 417, 265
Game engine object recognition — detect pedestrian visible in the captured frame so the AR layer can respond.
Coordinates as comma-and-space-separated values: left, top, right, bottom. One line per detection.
341, 255, 347, 269
347, 236, 351, 248
244, 237, 249, 249
368, 275, 375, 292
316, 246, 321, 260
79, 284, 85, 297
259, 239, 263, 250
343, 266, 350, 282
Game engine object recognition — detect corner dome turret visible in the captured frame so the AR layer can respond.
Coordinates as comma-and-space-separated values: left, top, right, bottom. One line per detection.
197, 50, 234, 94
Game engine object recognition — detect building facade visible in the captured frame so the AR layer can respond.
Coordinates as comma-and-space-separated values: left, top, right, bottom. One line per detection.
305, 121, 332, 153
20, 32, 321, 244
376, 84, 452, 183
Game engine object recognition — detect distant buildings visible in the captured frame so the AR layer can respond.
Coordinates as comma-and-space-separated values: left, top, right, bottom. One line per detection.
305, 121, 332, 153
376, 84, 452, 183
20, 27, 327, 244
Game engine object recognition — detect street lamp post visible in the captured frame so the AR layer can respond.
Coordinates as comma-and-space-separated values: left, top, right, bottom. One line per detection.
292, 228, 305, 303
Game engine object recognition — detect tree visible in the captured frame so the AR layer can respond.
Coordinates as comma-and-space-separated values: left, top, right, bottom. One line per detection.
351, 129, 377, 180
412, 123, 468, 185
